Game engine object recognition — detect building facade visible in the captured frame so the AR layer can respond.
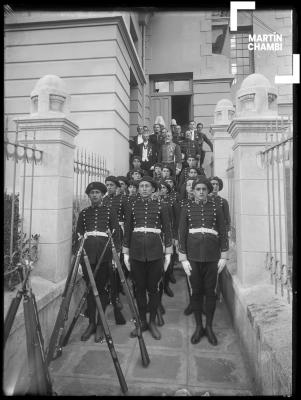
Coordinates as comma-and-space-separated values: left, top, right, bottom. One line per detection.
4, 9, 293, 175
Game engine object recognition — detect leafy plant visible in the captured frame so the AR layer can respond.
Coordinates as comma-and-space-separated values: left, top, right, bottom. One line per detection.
4, 191, 40, 290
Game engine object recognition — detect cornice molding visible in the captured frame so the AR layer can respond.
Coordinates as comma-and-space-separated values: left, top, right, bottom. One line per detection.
15, 117, 79, 138
228, 117, 289, 140
5, 15, 146, 85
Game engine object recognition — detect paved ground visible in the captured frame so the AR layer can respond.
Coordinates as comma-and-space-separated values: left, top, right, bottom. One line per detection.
48, 268, 254, 396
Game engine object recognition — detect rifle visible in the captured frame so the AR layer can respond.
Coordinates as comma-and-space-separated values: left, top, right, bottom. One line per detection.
107, 228, 150, 368
61, 233, 112, 347
46, 235, 85, 365
82, 247, 128, 394
4, 265, 31, 346
23, 279, 53, 395
4, 260, 53, 395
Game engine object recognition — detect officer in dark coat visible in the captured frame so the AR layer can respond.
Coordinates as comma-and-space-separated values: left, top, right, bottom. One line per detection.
123, 176, 173, 340
178, 177, 229, 346
76, 182, 120, 342
208, 176, 231, 235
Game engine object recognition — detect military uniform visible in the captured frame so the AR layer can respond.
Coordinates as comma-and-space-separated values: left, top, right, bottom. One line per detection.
123, 196, 173, 332
76, 202, 120, 326
178, 197, 228, 344
208, 194, 231, 234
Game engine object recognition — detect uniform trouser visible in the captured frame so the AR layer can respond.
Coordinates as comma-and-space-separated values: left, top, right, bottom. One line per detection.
188, 260, 218, 326
164, 246, 177, 284
82, 260, 110, 324
131, 259, 163, 322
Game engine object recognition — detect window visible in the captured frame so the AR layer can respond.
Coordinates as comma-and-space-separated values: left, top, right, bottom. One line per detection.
154, 81, 170, 93
230, 29, 254, 85
174, 80, 190, 92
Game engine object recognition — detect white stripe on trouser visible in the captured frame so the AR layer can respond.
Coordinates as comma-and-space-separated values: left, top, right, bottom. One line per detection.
186, 275, 193, 296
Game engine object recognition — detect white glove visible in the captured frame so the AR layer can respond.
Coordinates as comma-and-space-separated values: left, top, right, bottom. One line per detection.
163, 254, 171, 272
123, 254, 131, 271
78, 263, 83, 276
182, 260, 192, 276
217, 258, 227, 274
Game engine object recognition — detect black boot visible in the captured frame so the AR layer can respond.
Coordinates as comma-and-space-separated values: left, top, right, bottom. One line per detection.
169, 271, 176, 284
130, 320, 148, 338
114, 306, 126, 325
95, 314, 105, 343
205, 325, 218, 346
205, 297, 218, 346
81, 322, 96, 341
164, 285, 174, 297
156, 307, 165, 326
191, 311, 205, 344
148, 313, 161, 340
158, 302, 165, 315
114, 295, 123, 310
184, 303, 193, 316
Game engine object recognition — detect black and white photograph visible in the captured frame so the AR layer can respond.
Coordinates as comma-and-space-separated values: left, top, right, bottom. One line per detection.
3, 4, 295, 396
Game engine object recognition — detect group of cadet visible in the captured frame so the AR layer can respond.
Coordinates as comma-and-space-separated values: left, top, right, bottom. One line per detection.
76, 119, 231, 347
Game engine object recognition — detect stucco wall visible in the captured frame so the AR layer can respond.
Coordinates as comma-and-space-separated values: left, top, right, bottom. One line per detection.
4, 12, 144, 176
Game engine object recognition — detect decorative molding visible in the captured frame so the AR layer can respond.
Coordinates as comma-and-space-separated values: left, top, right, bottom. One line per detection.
5, 15, 146, 85
228, 117, 289, 140
15, 117, 79, 138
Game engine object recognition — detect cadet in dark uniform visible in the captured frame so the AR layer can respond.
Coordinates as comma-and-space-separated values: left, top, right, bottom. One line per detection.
76, 182, 120, 342
117, 176, 129, 196
208, 176, 231, 236
123, 176, 173, 340
103, 176, 128, 325
178, 177, 229, 346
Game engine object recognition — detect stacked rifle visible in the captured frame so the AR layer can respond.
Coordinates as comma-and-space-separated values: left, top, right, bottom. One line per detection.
4, 262, 53, 395
45, 229, 150, 394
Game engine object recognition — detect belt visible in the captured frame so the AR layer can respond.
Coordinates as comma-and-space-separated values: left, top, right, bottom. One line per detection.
84, 231, 108, 238
189, 228, 218, 236
133, 227, 161, 234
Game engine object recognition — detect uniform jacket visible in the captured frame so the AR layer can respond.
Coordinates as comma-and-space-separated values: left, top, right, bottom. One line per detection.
178, 199, 228, 262
158, 142, 182, 165
123, 197, 173, 261
209, 193, 231, 233
179, 138, 200, 159
76, 203, 120, 265
149, 132, 165, 152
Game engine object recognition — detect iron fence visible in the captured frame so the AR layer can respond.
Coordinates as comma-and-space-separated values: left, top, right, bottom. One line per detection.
4, 120, 43, 289
257, 116, 293, 303
72, 148, 110, 251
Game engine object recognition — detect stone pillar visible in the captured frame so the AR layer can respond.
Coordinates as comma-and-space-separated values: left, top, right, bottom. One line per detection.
210, 98, 235, 199
16, 75, 79, 283
228, 73, 286, 287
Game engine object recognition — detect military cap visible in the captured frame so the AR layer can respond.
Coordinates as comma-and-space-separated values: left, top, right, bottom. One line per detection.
116, 176, 129, 186
128, 179, 139, 188
132, 155, 142, 162
162, 164, 174, 175
170, 118, 177, 126
192, 176, 213, 193
209, 176, 223, 191
105, 175, 121, 187
153, 162, 163, 169
159, 180, 171, 193
85, 181, 107, 195
130, 168, 144, 177
164, 176, 176, 186
138, 175, 158, 190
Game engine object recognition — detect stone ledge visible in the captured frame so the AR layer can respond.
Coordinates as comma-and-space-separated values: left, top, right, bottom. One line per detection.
220, 267, 292, 395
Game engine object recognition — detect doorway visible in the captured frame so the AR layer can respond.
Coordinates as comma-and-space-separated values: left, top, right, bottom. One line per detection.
171, 95, 191, 133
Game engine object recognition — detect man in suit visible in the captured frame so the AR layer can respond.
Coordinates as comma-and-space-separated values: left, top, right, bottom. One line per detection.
149, 123, 165, 152
135, 127, 157, 175
196, 122, 214, 167
132, 125, 144, 155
